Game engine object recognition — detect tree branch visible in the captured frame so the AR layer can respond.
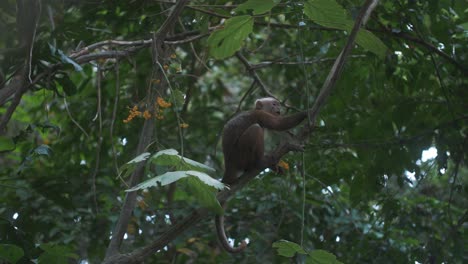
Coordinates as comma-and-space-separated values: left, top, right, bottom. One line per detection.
235, 51, 276, 99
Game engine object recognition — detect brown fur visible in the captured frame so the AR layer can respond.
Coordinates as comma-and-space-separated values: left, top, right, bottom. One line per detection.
216, 98, 307, 253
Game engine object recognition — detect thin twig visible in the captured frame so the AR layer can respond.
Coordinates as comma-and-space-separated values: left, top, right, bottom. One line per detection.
110, 61, 121, 175
64, 97, 89, 138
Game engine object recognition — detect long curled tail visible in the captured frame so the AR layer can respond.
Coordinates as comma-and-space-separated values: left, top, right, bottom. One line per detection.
215, 201, 247, 253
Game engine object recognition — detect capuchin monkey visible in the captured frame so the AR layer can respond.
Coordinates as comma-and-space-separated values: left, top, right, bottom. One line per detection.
216, 97, 307, 253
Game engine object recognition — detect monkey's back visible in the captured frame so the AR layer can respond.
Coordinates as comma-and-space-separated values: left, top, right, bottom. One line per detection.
222, 111, 258, 158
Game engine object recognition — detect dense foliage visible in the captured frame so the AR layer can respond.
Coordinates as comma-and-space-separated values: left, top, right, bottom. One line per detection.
0, 0, 466, 263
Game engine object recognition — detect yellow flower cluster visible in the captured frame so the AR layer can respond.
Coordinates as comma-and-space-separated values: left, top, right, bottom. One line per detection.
277, 160, 290, 170
143, 110, 151, 120
124, 97, 173, 123
123, 105, 142, 123
157, 97, 172, 108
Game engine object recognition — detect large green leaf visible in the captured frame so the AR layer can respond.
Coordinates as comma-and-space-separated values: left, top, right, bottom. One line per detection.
304, 0, 351, 30
272, 240, 307, 257
207, 15, 254, 59
0, 244, 24, 264
234, 0, 277, 15
356, 29, 388, 59
307, 250, 343, 264
38, 244, 78, 264
304, 0, 387, 59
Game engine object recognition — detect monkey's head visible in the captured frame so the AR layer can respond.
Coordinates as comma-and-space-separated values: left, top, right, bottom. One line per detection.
255, 97, 281, 116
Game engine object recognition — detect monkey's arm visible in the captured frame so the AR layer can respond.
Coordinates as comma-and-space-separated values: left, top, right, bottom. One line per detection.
256, 110, 307, 131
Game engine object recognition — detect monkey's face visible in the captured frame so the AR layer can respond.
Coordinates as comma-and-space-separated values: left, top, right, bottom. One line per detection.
269, 100, 281, 116
255, 98, 281, 116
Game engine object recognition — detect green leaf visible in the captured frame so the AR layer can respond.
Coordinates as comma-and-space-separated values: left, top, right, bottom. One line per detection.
170, 89, 186, 109
38, 244, 78, 264
55, 74, 78, 96
356, 29, 388, 59
235, 0, 277, 15
185, 174, 223, 214
305, 0, 387, 59
207, 15, 254, 59
272, 240, 307, 257
151, 149, 215, 174
304, 0, 351, 30
0, 244, 24, 264
307, 249, 343, 264
0, 136, 15, 151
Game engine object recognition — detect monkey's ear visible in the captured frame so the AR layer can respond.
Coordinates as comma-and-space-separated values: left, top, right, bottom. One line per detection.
255, 100, 263, 110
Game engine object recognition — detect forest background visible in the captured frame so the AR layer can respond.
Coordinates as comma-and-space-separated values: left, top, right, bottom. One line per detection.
0, 0, 467, 263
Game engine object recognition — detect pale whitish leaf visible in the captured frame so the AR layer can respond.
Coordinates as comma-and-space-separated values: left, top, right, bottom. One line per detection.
57, 49, 83, 72
34, 145, 52, 156
128, 152, 151, 164
272, 240, 307, 257
118, 152, 151, 179
152, 149, 215, 173
235, 0, 277, 15
125, 170, 225, 192
126, 170, 225, 213
304, 0, 351, 30
356, 29, 388, 59
186, 170, 225, 190
307, 249, 343, 264
208, 15, 254, 59
126, 171, 187, 192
